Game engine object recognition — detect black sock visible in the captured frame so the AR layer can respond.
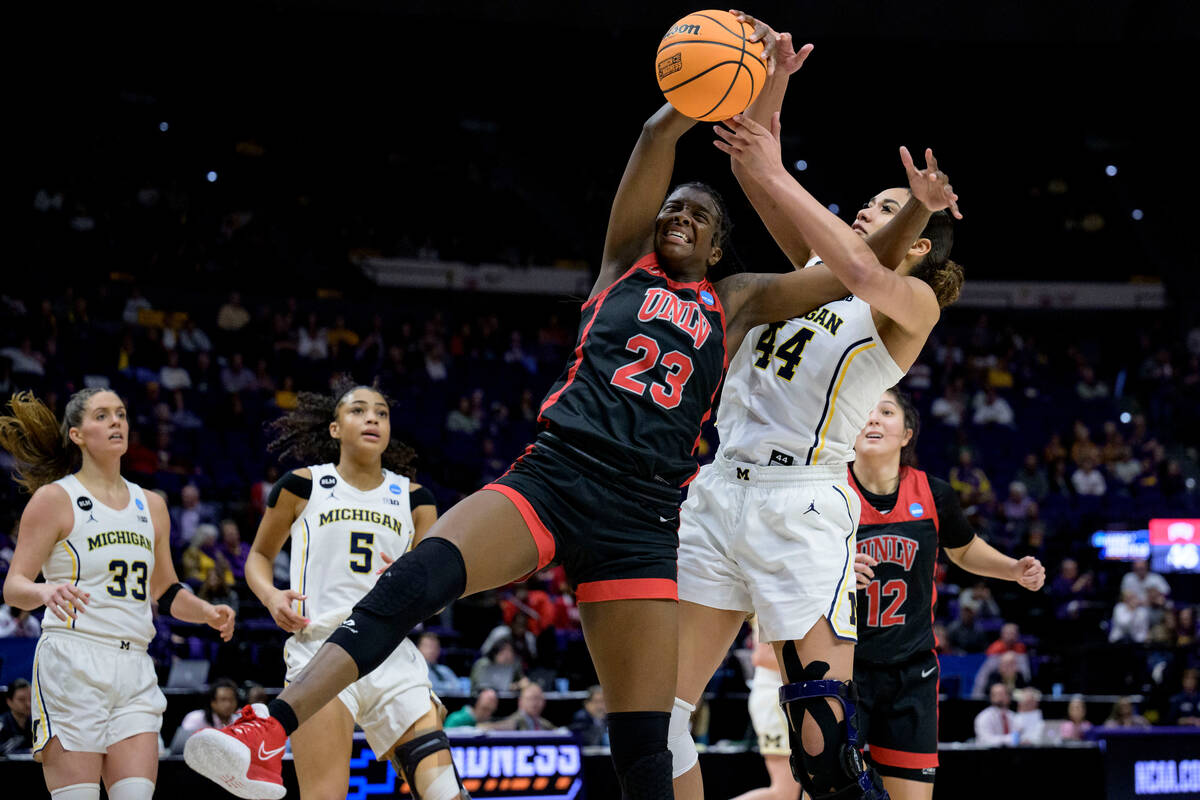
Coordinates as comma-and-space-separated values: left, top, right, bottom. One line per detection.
267, 698, 299, 736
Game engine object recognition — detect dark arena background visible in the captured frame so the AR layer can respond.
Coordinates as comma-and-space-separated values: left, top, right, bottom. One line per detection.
4, 1, 1199, 798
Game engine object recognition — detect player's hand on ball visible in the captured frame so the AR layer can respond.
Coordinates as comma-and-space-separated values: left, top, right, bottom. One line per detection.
900, 146, 962, 219
41, 582, 90, 622
1012, 556, 1045, 591
268, 589, 310, 633
853, 552, 878, 589
206, 603, 237, 641
714, 112, 785, 176
730, 10, 814, 77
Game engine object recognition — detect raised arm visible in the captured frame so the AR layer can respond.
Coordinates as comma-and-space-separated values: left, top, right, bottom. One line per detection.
717, 113, 956, 335
594, 104, 696, 299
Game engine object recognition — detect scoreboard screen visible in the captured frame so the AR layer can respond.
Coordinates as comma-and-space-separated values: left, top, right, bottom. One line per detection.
348, 730, 585, 800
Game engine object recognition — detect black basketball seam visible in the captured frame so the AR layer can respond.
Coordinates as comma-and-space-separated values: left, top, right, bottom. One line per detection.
697, 17, 751, 120
661, 60, 745, 95
693, 11, 744, 39
657, 39, 754, 58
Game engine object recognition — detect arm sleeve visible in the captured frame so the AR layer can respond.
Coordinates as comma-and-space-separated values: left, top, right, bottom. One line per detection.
929, 476, 976, 549
266, 471, 313, 508
410, 486, 437, 511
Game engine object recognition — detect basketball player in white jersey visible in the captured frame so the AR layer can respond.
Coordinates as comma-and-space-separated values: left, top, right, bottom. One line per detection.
185, 382, 469, 800
669, 15, 963, 800
0, 389, 235, 800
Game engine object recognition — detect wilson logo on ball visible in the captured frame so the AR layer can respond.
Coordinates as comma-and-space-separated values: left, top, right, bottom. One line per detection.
665, 23, 701, 36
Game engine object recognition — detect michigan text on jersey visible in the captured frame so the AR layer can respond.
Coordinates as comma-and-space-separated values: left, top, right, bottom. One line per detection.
318, 508, 407, 534
86, 531, 154, 552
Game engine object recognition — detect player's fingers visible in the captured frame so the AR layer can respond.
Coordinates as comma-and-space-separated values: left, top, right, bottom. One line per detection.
926, 147, 938, 171
50, 602, 70, 622
899, 145, 916, 173
713, 140, 738, 156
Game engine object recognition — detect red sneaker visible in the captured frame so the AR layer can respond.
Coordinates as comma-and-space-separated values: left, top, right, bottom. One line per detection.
184, 703, 287, 799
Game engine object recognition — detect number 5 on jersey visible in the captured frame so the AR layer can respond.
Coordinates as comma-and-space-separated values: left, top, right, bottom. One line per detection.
349, 531, 374, 573
610, 334, 694, 409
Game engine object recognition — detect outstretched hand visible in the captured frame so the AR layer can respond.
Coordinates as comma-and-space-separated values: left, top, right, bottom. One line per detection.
714, 112, 785, 177
900, 146, 962, 219
730, 9, 814, 77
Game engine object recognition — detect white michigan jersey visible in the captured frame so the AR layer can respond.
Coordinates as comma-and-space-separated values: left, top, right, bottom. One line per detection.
289, 464, 416, 634
41, 474, 157, 648
717, 260, 905, 467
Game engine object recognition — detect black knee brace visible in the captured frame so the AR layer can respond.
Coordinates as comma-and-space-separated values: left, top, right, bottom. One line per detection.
606, 711, 672, 800
390, 730, 470, 800
777, 644, 888, 800
326, 537, 466, 676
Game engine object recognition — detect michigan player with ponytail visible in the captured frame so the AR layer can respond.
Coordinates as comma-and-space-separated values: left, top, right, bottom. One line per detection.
0, 389, 235, 800
186, 380, 468, 800
671, 13, 963, 800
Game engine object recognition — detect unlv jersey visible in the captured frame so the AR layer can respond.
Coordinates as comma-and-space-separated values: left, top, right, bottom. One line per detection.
538, 253, 727, 487
41, 475, 157, 647
290, 464, 417, 633
718, 258, 904, 468
850, 466, 972, 664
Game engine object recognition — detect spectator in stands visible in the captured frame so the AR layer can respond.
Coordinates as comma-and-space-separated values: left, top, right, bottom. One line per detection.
297, 312, 329, 362
569, 686, 609, 746
446, 396, 480, 435
217, 519, 249, 581
1178, 606, 1197, 648
1145, 586, 1174, 644
1043, 433, 1068, 469
1, 337, 45, 384
444, 689, 499, 729
198, 561, 239, 614
492, 683, 556, 732
470, 639, 524, 692
172, 483, 217, 550
417, 632, 461, 697
171, 678, 240, 753
182, 523, 220, 587
974, 683, 1018, 746
1109, 590, 1150, 644
972, 385, 1015, 427
950, 448, 995, 509
986, 622, 1028, 656
975, 651, 1030, 698
1103, 697, 1150, 729
220, 352, 257, 394
216, 291, 250, 333
1167, 668, 1200, 726
1071, 455, 1107, 497
1070, 421, 1101, 467
1059, 695, 1093, 741
0, 679, 32, 755
502, 582, 558, 638
946, 603, 989, 654
164, 318, 212, 354
930, 378, 966, 427
1015, 453, 1049, 501
159, 348, 192, 391
959, 580, 1002, 619
1075, 365, 1110, 402
245, 684, 269, 707
1049, 558, 1096, 618
1120, 559, 1171, 601
0, 603, 40, 638
1013, 687, 1046, 744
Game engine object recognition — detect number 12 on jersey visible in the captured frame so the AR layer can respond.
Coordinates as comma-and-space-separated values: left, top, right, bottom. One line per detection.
863, 579, 907, 627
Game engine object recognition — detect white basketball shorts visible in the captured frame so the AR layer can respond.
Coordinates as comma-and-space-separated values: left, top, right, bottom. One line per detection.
286, 617, 436, 758
31, 631, 167, 756
677, 457, 860, 643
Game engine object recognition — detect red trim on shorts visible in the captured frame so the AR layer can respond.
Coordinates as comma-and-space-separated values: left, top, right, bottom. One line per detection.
482, 483, 556, 571
575, 577, 678, 603
867, 745, 938, 769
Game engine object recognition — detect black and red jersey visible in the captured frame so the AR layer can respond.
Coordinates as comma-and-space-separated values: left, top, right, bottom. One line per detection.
538, 253, 727, 488
850, 466, 974, 664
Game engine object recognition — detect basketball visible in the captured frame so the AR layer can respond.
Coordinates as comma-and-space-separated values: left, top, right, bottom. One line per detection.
655, 9, 767, 122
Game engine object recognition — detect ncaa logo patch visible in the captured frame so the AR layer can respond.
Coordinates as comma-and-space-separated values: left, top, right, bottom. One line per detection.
319, 475, 337, 489
135, 498, 144, 511
699, 290, 715, 306
909, 502, 925, 518
389, 483, 403, 495
77, 497, 93, 511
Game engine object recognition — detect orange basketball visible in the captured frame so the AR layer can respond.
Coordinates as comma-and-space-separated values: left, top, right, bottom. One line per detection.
655, 10, 767, 122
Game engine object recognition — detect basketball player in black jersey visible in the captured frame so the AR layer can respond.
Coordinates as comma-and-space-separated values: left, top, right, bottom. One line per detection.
185, 18, 949, 799
848, 389, 1045, 800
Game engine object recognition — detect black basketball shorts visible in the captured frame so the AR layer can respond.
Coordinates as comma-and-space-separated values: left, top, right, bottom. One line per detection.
484, 429, 682, 602
855, 649, 940, 784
